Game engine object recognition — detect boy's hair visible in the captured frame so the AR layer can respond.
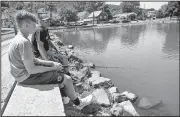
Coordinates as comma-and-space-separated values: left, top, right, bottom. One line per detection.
15, 10, 37, 27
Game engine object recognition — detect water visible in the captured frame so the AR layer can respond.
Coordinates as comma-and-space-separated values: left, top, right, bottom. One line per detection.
56, 22, 179, 116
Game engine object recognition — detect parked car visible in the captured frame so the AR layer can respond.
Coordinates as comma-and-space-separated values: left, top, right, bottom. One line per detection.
50, 19, 64, 26
111, 19, 120, 23
122, 19, 130, 23
77, 21, 87, 25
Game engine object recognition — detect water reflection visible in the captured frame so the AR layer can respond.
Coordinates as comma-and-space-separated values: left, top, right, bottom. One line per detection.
161, 23, 179, 60
56, 27, 118, 54
120, 25, 145, 49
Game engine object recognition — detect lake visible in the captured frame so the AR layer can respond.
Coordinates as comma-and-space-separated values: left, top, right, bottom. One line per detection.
56, 22, 179, 116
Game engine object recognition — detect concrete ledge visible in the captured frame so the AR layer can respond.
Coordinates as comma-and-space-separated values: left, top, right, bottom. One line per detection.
3, 84, 65, 116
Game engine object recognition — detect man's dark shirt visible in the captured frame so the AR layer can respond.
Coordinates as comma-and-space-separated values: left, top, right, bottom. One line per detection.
31, 26, 50, 58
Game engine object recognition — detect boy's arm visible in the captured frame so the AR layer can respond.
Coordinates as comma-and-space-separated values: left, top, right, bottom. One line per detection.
20, 41, 62, 74
34, 58, 62, 67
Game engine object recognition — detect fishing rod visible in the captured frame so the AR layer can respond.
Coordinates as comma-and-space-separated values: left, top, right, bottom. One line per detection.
62, 65, 138, 70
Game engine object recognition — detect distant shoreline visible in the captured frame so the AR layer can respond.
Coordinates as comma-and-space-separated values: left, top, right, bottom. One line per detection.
1, 19, 179, 42
49, 19, 179, 33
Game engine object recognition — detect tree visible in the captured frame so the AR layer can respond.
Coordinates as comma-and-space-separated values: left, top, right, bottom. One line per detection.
147, 8, 155, 11
156, 10, 164, 18
103, 4, 113, 20
163, 1, 180, 17
120, 1, 140, 13
16, 2, 24, 10
85, 1, 104, 13
1, 1, 9, 8
59, 6, 78, 22
72, 1, 87, 12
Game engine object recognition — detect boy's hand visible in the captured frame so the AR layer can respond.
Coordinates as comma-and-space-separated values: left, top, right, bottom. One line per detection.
53, 62, 63, 71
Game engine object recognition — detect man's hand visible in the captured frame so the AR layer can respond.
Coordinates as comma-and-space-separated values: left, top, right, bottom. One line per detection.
53, 62, 63, 71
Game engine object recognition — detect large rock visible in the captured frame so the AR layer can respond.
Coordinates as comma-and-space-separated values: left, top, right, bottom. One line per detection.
112, 93, 127, 103
70, 67, 89, 81
110, 103, 123, 116
92, 89, 110, 107
108, 87, 119, 94
119, 100, 139, 116
88, 76, 112, 88
138, 97, 162, 109
91, 71, 101, 77
120, 91, 137, 102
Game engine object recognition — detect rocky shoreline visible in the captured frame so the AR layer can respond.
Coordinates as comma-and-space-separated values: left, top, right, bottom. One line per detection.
49, 33, 163, 116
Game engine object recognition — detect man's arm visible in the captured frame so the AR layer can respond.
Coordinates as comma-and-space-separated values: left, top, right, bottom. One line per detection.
48, 40, 58, 52
36, 30, 49, 60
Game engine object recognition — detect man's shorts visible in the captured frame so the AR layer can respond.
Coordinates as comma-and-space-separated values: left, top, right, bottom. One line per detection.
20, 71, 64, 85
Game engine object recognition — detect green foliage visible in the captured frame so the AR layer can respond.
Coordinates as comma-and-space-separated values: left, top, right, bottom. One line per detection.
1, 1, 9, 8
59, 8, 78, 22
156, 10, 164, 18
120, 1, 140, 13
107, 4, 123, 16
16, 2, 24, 10
84, 1, 104, 13
103, 5, 113, 20
157, 1, 180, 18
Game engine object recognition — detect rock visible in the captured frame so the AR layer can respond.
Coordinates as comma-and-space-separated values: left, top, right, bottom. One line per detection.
120, 91, 137, 102
79, 67, 90, 77
74, 83, 84, 94
96, 111, 111, 116
112, 93, 127, 103
54, 40, 64, 46
68, 45, 74, 49
80, 91, 92, 99
108, 87, 119, 94
119, 100, 139, 116
92, 88, 111, 107
138, 97, 162, 109
74, 61, 83, 70
88, 77, 112, 88
82, 103, 101, 114
110, 103, 123, 116
70, 68, 89, 81
91, 71, 101, 77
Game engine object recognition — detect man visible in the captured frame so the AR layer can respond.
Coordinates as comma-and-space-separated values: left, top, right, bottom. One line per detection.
8, 10, 92, 109
31, 18, 70, 75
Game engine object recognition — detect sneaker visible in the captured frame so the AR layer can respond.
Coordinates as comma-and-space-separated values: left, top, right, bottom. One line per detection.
76, 95, 93, 110
62, 96, 70, 104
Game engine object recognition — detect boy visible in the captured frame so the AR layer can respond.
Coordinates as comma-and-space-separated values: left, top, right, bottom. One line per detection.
8, 10, 92, 109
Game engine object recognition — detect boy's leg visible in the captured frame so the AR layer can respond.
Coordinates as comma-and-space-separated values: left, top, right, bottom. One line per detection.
20, 71, 92, 109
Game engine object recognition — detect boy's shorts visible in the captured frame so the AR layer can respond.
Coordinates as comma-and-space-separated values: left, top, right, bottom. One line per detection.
20, 71, 64, 85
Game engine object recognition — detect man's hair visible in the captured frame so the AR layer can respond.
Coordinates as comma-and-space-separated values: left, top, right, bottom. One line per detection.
15, 10, 37, 27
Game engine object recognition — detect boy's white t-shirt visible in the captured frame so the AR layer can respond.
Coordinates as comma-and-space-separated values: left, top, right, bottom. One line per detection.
8, 32, 34, 82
